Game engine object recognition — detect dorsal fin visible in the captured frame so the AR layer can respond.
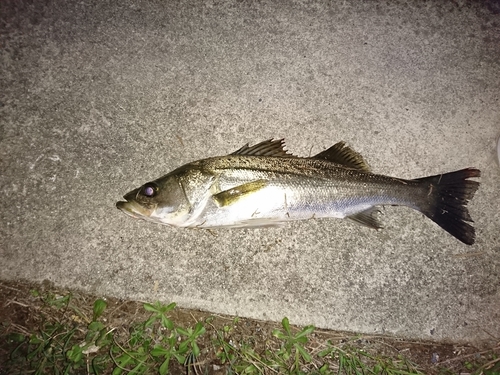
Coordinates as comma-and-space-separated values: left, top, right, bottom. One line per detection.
230, 139, 294, 157
313, 142, 370, 171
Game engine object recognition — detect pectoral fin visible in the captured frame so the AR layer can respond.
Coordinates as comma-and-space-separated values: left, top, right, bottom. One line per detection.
213, 179, 268, 207
347, 207, 383, 230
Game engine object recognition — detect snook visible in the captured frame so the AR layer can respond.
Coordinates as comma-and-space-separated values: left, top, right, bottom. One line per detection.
116, 140, 480, 245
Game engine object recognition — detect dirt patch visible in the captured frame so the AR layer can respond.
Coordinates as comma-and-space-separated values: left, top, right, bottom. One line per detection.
0, 279, 498, 374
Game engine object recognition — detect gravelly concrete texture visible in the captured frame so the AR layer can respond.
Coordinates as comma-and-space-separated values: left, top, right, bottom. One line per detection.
1, 0, 499, 345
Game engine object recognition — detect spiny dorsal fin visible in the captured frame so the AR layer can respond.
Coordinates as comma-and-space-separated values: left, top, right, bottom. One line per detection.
313, 142, 370, 171
230, 139, 294, 157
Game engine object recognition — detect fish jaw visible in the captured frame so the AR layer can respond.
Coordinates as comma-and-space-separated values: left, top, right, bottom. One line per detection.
116, 197, 157, 222
116, 186, 167, 224
116, 197, 189, 226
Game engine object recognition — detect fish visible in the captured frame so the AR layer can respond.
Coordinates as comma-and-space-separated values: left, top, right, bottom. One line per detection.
116, 139, 481, 245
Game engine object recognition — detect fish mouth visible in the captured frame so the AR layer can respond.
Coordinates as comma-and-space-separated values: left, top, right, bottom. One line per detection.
116, 200, 146, 219
116, 191, 156, 219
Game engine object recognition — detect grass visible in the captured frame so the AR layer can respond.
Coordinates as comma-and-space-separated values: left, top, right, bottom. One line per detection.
1, 281, 499, 375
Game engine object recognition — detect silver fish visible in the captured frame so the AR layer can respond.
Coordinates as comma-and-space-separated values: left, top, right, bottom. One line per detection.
116, 139, 480, 245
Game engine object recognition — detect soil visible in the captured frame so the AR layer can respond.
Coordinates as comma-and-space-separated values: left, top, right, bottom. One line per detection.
0, 279, 498, 374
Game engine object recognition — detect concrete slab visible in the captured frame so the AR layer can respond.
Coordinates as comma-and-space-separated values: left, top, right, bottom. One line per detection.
1, 0, 499, 345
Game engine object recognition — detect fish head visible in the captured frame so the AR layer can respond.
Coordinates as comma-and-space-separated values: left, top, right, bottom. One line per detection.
116, 175, 192, 226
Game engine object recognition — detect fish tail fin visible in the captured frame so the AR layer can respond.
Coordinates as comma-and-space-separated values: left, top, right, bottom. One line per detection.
415, 168, 480, 245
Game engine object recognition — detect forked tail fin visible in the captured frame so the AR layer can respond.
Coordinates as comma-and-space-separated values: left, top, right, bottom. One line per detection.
415, 168, 480, 245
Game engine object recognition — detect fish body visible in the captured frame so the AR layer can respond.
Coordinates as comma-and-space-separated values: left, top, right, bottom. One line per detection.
117, 140, 480, 245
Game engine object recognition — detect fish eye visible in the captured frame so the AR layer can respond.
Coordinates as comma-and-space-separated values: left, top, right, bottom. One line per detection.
140, 183, 159, 198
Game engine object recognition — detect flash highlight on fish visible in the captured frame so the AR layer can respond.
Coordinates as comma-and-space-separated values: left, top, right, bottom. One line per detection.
497, 134, 500, 167
116, 139, 481, 245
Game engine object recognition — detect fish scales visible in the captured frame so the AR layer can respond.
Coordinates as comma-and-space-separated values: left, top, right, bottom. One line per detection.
198, 155, 422, 213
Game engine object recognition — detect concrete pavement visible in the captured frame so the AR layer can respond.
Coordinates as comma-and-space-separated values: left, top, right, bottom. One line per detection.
1, 0, 499, 345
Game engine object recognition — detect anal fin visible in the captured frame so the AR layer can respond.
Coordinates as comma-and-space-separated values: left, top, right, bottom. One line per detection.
347, 207, 383, 230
